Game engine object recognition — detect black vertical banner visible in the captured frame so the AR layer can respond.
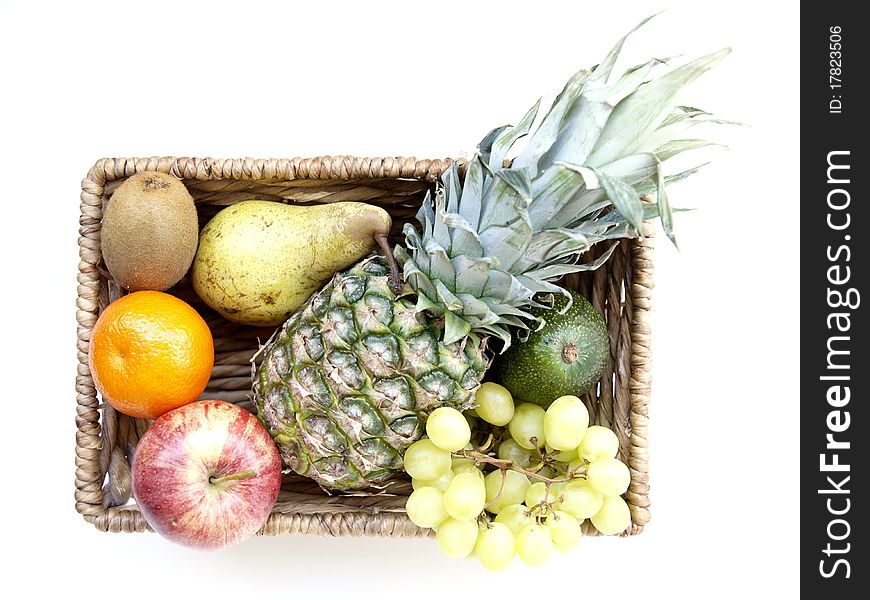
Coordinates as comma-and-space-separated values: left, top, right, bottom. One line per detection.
802, 4, 867, 596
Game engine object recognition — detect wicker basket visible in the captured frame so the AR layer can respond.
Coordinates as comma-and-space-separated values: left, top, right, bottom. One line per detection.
75, 156, 654, 538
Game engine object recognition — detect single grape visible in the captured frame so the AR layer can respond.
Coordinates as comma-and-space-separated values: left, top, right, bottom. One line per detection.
545, 443, 579, 463
494, 503, 535, 537
509, 403, 547, 450
403, 439, 451, 480
578, 425, 620, 462
497, 438, 534, 468
474, 382, 515, 426
426, 407, 472, 452
586, 457, 630, 497
412, 469, 453, 492
545, 510, 582, 552
474, 522, 516, 571
515, 523, 554, 567
591, 495, 632, 535
543, 395, 589, 451
524, 481, 562, 509
436, 518, 479, 558
405, 487, 449, 529
484, 470, 530, 514
443, 472, 487, 521
559, 479, 603, 520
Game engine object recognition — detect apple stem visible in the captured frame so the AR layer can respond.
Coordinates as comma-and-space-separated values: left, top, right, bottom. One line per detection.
209, 469, 258, 485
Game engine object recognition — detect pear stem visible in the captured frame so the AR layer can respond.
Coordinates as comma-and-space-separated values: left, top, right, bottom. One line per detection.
375, 234, 402, 294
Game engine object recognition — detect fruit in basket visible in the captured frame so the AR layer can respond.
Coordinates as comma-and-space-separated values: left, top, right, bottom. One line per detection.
559, 479, 603, 520
191, 200, 392, 326
492, 291, 609, 407
586, 456, 631, 496
254, 21, 728, 490
578, 425, 620, 461
543, 395, 589, 450
494, 504, 534, 537
475, 522, 516, 571
508, 403, 547, 450
406, 408, 634, 567
443, 471, 487, 520
101, 171, 199, 292
544, 511, 582, 553
516, 523, 554, 567
254, 254, 486, 488
131, 400, 282, 551
436, 518, 479, 558
473, 382, 515, 426
484, 470, 530, 514
497, 439, 533, 468
405, 486, 449, 528
88, 291, 214, 419
590, 494, 632, 535
426, 407, 472, 451
403, 438, 452, 480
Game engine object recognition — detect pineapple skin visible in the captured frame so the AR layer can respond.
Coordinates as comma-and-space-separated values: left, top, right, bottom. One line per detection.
254, 256, 487, 490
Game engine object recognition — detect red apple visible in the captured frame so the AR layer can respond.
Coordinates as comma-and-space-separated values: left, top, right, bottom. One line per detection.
131, 400, 282, 550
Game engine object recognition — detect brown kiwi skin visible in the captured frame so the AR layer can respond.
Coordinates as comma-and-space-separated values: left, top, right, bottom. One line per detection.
100, 171, 199, 292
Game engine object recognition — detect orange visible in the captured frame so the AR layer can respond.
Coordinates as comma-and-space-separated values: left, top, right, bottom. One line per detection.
89, 291, 214, 419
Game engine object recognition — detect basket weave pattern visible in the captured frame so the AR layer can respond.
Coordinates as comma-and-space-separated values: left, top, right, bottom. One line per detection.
75, 156, 654, 538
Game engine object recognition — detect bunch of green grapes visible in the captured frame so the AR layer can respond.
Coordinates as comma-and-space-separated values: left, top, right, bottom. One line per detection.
403, 383, 633, 571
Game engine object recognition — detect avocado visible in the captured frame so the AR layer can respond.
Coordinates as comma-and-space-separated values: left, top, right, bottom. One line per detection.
492, 290, 610, 407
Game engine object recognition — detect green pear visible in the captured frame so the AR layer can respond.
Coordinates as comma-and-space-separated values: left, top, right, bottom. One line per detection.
192, 200, 392, 326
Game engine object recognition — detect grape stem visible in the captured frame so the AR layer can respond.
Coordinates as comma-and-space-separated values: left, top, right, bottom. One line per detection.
527, 499, 558, 521
477, 432, 496, 453
483, 470, 507, 509
455, 449, 584, 486
533, 447, 572, 476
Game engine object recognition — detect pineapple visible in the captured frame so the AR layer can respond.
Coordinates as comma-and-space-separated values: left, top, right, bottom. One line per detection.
254, 23, 729, 490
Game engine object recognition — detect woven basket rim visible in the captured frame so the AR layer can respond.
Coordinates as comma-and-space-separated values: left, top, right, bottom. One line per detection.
81, 155, 458, 187
75, 155, 654, 538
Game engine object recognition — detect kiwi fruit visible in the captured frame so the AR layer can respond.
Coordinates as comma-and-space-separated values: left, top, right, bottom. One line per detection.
101, 171, 199, 292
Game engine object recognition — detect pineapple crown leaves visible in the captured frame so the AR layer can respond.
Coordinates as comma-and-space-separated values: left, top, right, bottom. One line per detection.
394, 18, 730, 350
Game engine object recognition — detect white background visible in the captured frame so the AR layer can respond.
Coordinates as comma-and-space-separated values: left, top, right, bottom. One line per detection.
0, 0, 799, 597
